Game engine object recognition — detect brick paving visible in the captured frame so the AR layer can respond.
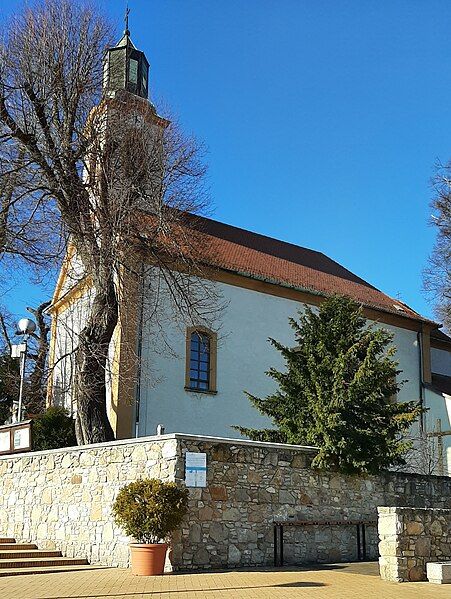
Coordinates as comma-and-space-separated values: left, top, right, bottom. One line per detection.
1, 562, 450, 599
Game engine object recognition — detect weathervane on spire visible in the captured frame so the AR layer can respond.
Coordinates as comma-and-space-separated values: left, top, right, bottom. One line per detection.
124, 4, 130, 35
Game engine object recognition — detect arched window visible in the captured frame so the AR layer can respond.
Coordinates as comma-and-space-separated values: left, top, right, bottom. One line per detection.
185, 328, 217, 393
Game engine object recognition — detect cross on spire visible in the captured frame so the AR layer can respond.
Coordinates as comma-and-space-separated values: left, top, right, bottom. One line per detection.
124, 4, 130, 35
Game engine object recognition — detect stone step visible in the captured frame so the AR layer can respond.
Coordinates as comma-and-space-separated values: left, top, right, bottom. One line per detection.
0, 538, 15, 544
427, 562, 451, 584
0, 549, 62, 559
0, 557, 88, 569
0, 564, 108, 577
0, 544, 38, 551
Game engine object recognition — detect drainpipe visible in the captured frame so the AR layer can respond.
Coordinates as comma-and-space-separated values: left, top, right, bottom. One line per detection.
134, 263, 146, 438
417, 331, 425, 434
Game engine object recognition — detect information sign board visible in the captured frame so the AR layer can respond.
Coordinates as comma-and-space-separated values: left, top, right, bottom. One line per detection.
0, 431, 9, 452
0, 420, 32, 455
185, 451, 207, 487
13, 427, 30, 450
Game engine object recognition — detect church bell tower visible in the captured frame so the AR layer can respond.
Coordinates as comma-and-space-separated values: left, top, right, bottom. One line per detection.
103, 9, 150, 100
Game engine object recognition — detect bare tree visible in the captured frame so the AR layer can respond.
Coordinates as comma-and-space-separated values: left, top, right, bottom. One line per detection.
0, 1, 221, 444
401, 428, 443, 476
26, 301, 51, 413
425, 162, 451, 331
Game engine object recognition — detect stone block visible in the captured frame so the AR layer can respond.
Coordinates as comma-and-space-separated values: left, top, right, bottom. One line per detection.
430, 520, 443, 536
427, 562, 451, 584
378, 517, 398, 537
208, 522, 224, 543
198, 506, 214, 521
408, 565, 425, 582
279, 489, 296, 505
209, 486, 227, 501
291, 454, 307, 469
415, 536, 431, 557
237, 528, 258, 543
299, 492, 313, 505
189, 523, 201, 543
41, 487, 52, 505
222, 507, 240, 521
247, 470, 262, 484
228, 544, 241, 564
193, 547, 210, 565
406, 521, 424, 536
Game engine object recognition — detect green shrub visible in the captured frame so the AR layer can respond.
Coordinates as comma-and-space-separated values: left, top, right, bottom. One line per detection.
112, 479, 189, 544
32, 406, 77, 450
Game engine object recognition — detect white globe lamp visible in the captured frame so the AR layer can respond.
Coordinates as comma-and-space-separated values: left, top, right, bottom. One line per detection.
17, 318, 36, 335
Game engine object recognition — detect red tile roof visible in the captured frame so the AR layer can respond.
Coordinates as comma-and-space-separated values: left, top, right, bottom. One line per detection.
140, 212, 435, 325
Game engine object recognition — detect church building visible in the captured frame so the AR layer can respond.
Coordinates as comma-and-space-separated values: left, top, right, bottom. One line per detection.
48, 30, 451, 476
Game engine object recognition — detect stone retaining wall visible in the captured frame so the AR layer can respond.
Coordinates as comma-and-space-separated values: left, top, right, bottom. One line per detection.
0, 437, 178, 567
173, 437, 451, 569
378, 506, 451, 582
0, 434, 450, 570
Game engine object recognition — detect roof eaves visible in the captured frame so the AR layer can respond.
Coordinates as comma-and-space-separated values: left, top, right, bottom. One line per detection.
209, 262, 436, 326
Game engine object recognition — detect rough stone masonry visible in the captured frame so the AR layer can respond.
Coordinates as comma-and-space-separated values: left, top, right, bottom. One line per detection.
0, 434, 450, 570
378, 506, 451, 582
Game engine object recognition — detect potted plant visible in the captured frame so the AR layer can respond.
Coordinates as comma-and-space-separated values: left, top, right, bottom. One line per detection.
112, 478, 189, 576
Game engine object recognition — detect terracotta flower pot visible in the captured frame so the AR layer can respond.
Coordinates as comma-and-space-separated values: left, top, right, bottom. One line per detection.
130, 543, 168, 576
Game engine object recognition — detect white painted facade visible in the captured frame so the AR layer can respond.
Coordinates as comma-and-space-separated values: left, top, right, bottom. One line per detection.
50, 283, 120, 422
136, 275, 425, 440
51, 290, 92, 412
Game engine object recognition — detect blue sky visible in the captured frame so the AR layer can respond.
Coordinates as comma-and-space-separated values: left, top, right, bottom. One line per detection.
1, 0, 450, 322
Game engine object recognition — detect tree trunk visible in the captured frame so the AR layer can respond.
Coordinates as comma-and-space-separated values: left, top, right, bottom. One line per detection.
75, 279, 117, 444
26, 301, 51, 415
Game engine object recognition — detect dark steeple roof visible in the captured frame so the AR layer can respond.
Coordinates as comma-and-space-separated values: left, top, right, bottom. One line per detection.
103, 11, 149, 100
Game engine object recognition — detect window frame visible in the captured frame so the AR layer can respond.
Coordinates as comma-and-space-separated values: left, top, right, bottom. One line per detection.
129, 58, 139, 84
185, 326, 217, 394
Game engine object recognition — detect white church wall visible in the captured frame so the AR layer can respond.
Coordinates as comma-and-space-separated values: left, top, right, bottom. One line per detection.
58, 252, 85, 297
381, 324, 421, 406
51, 290, 93, 412
137, 277, 292, 438
137, 274, 422, 440
424, 387, 451, 476
51, 286, 117, 421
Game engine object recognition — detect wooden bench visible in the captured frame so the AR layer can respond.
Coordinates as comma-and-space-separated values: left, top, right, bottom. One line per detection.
273, 519, 377, 567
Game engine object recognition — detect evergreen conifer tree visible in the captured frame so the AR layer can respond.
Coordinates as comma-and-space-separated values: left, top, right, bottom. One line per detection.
235, 295, 423, 474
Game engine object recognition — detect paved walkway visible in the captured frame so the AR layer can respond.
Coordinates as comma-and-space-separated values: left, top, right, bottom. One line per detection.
1, 562, 450, 599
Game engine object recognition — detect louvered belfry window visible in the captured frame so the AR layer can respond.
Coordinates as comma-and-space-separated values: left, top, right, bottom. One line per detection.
189, 331, 211, 390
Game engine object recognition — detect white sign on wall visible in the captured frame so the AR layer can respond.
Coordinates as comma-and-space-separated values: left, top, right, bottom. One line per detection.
11, 343, 26, 358
13, 428, 30, 450
0, 431, 9, 452
185, 452, 207, 487
0, 421, 33, 454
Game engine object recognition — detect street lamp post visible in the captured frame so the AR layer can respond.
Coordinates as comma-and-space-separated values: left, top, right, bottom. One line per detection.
13, 318, 36, 423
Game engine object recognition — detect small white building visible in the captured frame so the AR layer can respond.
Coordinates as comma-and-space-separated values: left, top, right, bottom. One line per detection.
48, 31, 451, 475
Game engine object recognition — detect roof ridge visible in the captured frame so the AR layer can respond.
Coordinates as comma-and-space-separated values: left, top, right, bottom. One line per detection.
190, 212, 325, 256
188, 213, 380, 292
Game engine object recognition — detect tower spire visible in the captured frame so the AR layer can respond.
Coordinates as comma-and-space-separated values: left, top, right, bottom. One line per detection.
124, 4, 130, 36
103, 6, 150, 100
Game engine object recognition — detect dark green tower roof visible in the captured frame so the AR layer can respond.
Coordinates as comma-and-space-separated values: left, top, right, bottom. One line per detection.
103, 25, 149, 100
